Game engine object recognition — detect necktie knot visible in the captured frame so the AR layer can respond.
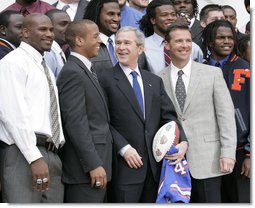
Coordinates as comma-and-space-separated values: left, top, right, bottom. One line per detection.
62, 4, 70, 11
178, 70, 184, 77
130, 71, 138, 79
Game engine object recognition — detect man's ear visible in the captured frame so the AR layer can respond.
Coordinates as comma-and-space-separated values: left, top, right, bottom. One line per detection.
0, 25, 7, 36
22, 27, 29, 39
75, 36, 84, 47
150, 17, 156, 25
200, 20, 206, 28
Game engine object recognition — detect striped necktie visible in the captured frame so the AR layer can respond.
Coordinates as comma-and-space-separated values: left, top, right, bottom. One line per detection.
164, 46, 171, 67
42, 59, 60, 148
90, 65, 98, 82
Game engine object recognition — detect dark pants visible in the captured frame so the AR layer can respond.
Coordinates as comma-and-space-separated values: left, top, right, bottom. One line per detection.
64, 183, 107, 203
221, 149, 250, 203
111, 164, 158, 203
190, 175, 222, 203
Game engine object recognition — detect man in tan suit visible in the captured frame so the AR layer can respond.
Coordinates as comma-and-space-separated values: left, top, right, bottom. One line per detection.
157, 22, 236, 203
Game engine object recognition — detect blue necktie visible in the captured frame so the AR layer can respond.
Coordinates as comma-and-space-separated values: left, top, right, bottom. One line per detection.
130, 71, 144, 115
108, 38, 117, 65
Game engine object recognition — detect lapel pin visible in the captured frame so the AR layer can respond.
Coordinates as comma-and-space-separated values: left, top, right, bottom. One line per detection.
149, 84, 152, 87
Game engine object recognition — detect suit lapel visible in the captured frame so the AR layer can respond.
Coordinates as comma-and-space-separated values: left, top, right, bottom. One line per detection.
69, 56, 110, 120
141, 70, 153, 122
114, 65, 144, 122
183, 61, 201, 113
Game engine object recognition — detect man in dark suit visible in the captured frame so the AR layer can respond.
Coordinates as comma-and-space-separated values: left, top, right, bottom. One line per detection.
0, 10, 23, 59
53, 0, 88, 21
98, 26, 188, 203
57, 19, 113, 203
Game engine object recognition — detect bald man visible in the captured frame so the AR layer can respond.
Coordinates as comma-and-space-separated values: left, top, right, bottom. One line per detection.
0, 13, 65, 203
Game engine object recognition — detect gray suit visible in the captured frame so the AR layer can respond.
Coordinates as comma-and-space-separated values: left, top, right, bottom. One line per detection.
158, 61, 237, 180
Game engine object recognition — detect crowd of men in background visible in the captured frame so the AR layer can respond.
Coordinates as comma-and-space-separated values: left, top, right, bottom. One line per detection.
0, 0, 250, 204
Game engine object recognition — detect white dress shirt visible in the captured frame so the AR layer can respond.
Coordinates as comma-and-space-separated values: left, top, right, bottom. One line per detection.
144, 33, 204, 74
0, 42, 65, 164
170, 58, 192, 93
70, 51, 92, 71
118, 63, 145, 156
55, 1, 78, 21
44, 40, 66, 78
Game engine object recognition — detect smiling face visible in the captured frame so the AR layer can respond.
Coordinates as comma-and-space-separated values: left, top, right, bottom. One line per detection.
22, 14, 54, 54
150, 5, 177, 38
99, 2, 120, 36
81, 23, 101, 59
173, 0, 194, 18
165, 28, 192, 68
210, 26, 234, 60
115, 30, 143, 69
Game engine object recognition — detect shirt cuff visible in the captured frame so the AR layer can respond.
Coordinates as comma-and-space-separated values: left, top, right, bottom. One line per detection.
119, 144, 131, 157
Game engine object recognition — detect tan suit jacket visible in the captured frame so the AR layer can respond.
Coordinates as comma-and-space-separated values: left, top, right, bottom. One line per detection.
158, 61, 237, 179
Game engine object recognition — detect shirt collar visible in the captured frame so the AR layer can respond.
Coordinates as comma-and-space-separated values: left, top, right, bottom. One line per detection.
100, 33, 115, 46
0, 38, 16, 49
56, 1, 78, 12
171, 58, 192, 78
152, 32, 165, 47
70, 51, 92, 71
13, 1, 39, 12
188, 17, 195, 28
19, 41, 44, 64
209, 55, 230, 68
119, 63, 141, 77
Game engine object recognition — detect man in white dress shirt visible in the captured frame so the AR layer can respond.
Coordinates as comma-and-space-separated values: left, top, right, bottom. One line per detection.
0, 13, 65, 203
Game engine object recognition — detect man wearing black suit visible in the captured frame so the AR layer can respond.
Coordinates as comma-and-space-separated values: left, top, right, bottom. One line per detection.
53, 0, 88, 21
98, 26, 188, 203
57, 19, 113, 203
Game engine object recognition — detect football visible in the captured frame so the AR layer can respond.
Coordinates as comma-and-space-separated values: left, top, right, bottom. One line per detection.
152, 121, 180, 162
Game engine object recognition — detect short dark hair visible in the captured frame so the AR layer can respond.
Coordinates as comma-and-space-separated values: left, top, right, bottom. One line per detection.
65, 19, 95, 49
45, 9, 67, 20
0, 10, 21, 27
165, 22, 190, 42
83, 0, 118, 26
200, 4, 223, 23
222, 5, 236, 16
202, 19, 238, 58
139, 0, 174, 37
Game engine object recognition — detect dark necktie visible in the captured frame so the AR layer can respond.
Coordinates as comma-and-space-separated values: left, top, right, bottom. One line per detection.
20, 7, 29, 16
62, 4, 70, 11
130, 71, 144, 115
42, 59, 60, 148
164, 46, 171, 67
175, 70, 186, 112
90, 65, 98, 82
108, 38, 118, 65
215, 62, 221, 67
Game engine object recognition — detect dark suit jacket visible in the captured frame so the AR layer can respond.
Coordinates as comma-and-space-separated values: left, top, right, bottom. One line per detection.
0, 39, 15, 60
92, 43, 151, 74
98, 64, 186, 185
53, 0, 88, 21
57, 55, 112, 184
190, 19, 203, 49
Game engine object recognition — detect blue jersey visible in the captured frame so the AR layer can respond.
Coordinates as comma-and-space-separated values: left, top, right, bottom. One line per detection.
156, 145, 191, 203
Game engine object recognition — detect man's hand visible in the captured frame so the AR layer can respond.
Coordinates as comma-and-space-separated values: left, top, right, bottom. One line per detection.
89, 166, 107, 189
31, 158, 50, 192
123, 147, 143, 169
164, 141, 188, 165
241, 158, 250, 178
220, 157, 235, 173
